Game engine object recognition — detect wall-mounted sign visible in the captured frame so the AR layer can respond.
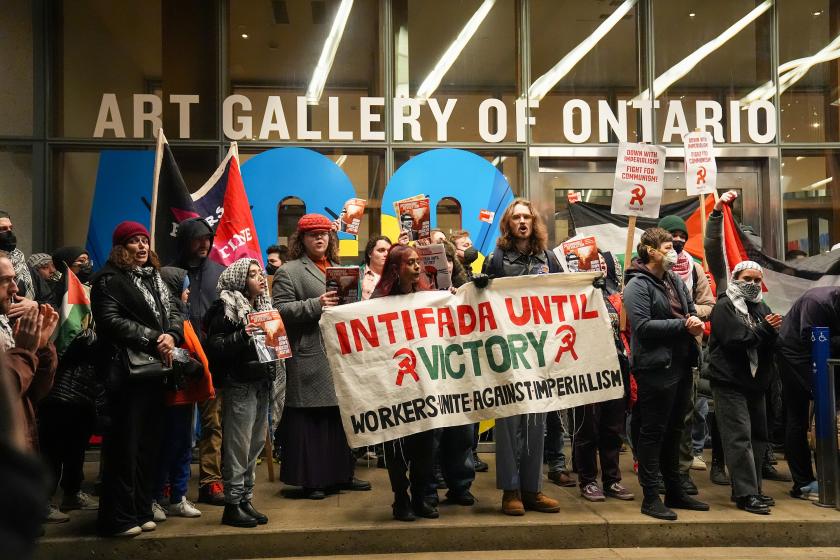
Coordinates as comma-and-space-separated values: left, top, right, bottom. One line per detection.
93, 94, 777, 144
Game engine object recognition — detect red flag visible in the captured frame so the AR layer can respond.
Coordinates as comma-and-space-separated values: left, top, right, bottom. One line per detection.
208, 145, 263, 267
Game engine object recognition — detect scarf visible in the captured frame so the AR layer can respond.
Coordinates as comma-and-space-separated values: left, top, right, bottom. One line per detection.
0, 315, 14, 351
10, 249, 34, 300
671, 250, 694, 294
129, 266, 171, 325
216, 258, 272, 325
725, 278, 763, 377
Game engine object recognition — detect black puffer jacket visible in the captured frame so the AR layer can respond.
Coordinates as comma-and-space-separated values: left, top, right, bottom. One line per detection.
43, 328, 104, 408
707, 294, 777, 392
624, 260, 699, 373
204, 299, 273, 387
90, 262, 184, 390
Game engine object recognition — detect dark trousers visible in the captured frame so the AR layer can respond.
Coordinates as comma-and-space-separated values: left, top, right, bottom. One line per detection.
426, 425, 475, 499
97, 382, 166, 534
634, 366, 693, 499
573, 398, 625, 487
38, 400, 96, 497
777, 353, 816, 490
707, 409, 725, 464
385, 430, 435, 501
155, 404, 194, 503
711, 382, 767, 498
544, 410, 568, 472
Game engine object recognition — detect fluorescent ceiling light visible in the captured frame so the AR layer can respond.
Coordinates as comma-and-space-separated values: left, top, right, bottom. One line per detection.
306, 0, 354, 105
741, 33, 840, 106
416, 0, 496, 102
635, 0, 772, 101
528, 0, 637, 102
802, 177, 833, 191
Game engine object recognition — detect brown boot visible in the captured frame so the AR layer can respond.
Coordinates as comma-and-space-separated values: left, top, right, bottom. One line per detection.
501, 490, 525, 516
522, 491, 560, 513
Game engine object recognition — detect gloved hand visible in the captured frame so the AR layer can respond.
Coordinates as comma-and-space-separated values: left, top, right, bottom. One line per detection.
592, 274, 606, 289
472, 273, 490, 289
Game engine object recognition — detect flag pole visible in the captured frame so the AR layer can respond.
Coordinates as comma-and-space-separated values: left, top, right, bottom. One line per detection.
149, 129, 167, 251
619, 215, 636, 330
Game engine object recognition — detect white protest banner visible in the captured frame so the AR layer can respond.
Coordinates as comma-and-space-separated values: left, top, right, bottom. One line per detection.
320, 273, 623, 447
610, 141, 666, 219
684, 131, 717, 196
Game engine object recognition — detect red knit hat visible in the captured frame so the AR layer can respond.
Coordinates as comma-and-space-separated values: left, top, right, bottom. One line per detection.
112, 221, 150, 246
297, 214, 332, 233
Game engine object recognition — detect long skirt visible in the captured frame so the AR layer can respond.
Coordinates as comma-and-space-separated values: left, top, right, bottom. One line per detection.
278, 406, 354, 489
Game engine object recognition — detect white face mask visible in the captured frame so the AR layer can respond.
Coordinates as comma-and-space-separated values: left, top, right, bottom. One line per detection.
662, 249, 679, 270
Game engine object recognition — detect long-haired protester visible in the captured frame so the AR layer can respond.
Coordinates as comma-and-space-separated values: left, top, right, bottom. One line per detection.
706, 261, 780, 515
90, 222, 183, 537
361, 235, 391, 301
480, 198, 562, 516
205, 258, 276, 527
272, 214, 370, 499
370, 244, 439, 521
624, 227, 708, 520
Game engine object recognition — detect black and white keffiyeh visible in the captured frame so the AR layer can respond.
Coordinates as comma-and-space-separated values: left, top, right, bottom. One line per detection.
217, 258, 271, 325
725, 260, 763, 377
129, 266, 171, 324
10, 249, 34, 299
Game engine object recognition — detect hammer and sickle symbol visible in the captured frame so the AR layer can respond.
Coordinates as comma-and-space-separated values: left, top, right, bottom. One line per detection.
393, 348, 419, 386
554, 325, 579, 362
696, 166, 707, 185
629, 184, 647, 207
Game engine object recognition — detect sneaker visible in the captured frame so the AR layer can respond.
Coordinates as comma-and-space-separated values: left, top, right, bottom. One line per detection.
198, 481, 225, 506
473, 453, 489, 473
45, 504, 70, 524
140, 520, 156, 532
691, 455, 707, 471
581, 482, 606, 502
152, 500, 167, 522
799, 481, 820, 501
548, 470, 577, 487
710, 461, 729, 485
61, 491, 99, 511
111, 526, 142, 538
168, 496, 201, 518
604, 482, 635, 501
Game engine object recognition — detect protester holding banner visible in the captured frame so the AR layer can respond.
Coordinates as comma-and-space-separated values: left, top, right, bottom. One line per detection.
624, 227, 709, 520
91, 221, 183, 537
368, 244, 440, 521
707, 261, 780, 514
205, 258, 275, 527
425, 240, 475, 509
272, 214, 370, 499
172, 217, 226, 507
480, 198, 562, 516
573, 251, 634, 502
361, 236, 391, 301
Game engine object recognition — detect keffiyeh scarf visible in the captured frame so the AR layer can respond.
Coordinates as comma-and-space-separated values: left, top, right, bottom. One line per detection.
725, 262, 764, 378
10, 249, 34, 299
217, 258, 272, 325
129, 266, 171, 324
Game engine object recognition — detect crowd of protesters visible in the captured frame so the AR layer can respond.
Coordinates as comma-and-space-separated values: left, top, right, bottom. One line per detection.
1, 186, 836, 547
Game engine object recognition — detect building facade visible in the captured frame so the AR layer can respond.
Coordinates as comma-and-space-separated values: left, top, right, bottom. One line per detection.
2, 0, 839, 261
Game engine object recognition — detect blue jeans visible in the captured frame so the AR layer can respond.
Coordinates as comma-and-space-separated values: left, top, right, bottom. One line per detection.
544, 410, 568, 473
426, 425, 475, 499
155, 404, 194, 503
496, 413, 547, 492
222, 381, 270, 505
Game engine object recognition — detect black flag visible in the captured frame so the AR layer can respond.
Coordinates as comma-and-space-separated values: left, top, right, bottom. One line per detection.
150, 130, 199, 263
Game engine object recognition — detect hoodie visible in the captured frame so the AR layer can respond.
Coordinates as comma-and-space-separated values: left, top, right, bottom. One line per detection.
170, 218, 225, 341
623, 259, 699, 375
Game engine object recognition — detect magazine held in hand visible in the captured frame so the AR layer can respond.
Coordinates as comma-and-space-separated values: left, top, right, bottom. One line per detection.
416, 243, 452, 290
247, 310, 292, 362
394, 195, 431, 242
338, 198, 367, 237
326, 266, 361, 305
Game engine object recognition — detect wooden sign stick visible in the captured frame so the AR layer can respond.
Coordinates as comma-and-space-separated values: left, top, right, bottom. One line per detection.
619, 215, 637, 330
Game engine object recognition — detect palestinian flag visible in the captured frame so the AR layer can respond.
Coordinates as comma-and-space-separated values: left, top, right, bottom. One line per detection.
150, 129, 199, 263
567, 195, 717, 268
53, 268, 91, 355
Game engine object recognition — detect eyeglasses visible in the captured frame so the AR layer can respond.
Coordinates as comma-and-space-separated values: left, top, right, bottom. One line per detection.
305, 231, 330, 239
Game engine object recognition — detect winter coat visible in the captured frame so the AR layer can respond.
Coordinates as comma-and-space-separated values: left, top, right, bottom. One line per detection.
204, 299, 273, 387
3, 345, 57, 451
171, 218, 225, 342
776, 286, 840, 391
707, 294, 777, 392
623, 260, 699, 374
42, 328, 104, 409
90, 262, 184, 391
272, 255, 338, 408
704, 209, 728, 296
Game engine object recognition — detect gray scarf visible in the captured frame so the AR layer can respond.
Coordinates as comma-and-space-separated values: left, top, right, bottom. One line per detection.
129, 266, 171, 325
10, 249, 34, 300
216, 258, 272, 325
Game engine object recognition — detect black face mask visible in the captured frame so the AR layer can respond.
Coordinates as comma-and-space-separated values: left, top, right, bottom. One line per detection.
265, 264, 279, 276
672, 239, 686, 254
0, 230, 16, 252
77, 262, 93, 283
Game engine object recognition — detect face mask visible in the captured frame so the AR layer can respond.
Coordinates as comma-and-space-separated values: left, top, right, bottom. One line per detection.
662, 249, 679, 270
77, 262, 93, 283
672, 240, 686, 254
265, 264, 279, 276
735, 279, 762, 300
0, 230, 16, 252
